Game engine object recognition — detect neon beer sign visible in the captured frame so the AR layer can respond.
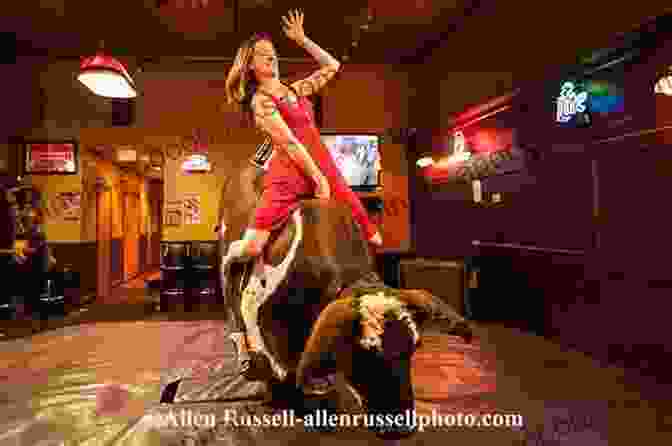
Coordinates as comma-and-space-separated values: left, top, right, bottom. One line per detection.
556, 81, 588, 123
451, 131, 471, 162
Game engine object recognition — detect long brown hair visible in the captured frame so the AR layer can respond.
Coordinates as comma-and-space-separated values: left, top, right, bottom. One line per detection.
225, 33, 273, 121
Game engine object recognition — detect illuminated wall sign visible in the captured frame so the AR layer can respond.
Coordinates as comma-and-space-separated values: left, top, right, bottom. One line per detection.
556, 81, 588, 123
451, 131, 471, 162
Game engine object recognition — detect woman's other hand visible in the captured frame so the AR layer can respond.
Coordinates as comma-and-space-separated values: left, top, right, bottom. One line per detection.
281, 9, 305, 43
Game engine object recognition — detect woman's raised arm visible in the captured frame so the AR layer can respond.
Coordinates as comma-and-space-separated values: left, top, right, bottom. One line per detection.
282, 10, 341, 97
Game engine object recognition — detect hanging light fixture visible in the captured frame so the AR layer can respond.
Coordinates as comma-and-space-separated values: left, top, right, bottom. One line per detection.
655, 67, 672, 96
78, 42, 137, 98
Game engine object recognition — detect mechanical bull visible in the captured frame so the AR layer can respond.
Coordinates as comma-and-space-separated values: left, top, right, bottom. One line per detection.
217, 140, 473, 438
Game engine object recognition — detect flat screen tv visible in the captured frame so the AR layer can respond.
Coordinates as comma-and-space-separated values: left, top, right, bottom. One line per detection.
320, 133, 381, 191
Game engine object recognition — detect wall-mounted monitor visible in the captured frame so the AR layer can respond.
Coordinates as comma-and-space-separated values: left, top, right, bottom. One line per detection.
320, 133, 381, 191
23, 140, 78, 175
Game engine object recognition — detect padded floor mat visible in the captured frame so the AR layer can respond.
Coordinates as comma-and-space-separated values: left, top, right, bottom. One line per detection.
0, 320, 500, 445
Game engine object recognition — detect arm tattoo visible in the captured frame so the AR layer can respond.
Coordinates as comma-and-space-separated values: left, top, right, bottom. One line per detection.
292, 36, 340, 96
301, 36, 339, 68
252, 93, 321, 179
296, 65, 339, 97
297, 66, 338, 96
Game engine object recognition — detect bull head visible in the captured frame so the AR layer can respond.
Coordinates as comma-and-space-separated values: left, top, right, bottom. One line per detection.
295, 287, 473, 439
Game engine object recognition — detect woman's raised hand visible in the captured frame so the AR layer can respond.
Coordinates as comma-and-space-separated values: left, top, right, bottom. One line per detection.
281, 9, 305, 43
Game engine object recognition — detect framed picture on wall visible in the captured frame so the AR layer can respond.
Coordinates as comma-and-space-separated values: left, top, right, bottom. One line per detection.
22, 140, 79, 175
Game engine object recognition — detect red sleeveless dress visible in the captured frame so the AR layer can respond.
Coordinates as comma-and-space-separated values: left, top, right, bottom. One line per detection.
252, 87, 378, 242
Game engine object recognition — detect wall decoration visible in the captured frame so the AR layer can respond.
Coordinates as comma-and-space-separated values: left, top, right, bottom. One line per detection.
183, 193, 201, 224
165, 199, 183, 226
52, 192, 82, 221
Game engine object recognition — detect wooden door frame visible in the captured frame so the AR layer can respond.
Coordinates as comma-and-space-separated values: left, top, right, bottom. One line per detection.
96, 184, 112, 302
122, 191, 141, 282
148, 180, 163, 268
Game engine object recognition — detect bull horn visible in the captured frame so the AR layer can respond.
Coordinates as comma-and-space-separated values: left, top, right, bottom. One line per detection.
296, 297, 358, 388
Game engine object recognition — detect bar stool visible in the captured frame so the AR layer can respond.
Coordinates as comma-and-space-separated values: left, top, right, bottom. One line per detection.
190, 241, 218, 310
160, 242, 190, 312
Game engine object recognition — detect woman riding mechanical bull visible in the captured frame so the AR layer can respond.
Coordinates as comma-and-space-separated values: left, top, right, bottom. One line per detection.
223, 11, 383, 367
221, 11, 473, 437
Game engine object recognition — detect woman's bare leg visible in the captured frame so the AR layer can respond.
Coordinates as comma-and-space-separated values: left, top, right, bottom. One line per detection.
334, 179, 382, 245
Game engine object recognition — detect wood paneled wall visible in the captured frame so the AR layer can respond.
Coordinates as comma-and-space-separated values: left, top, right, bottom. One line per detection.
408, 33, 672, 380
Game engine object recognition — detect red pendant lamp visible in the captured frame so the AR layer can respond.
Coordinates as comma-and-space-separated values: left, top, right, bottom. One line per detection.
78, 42, 137, 98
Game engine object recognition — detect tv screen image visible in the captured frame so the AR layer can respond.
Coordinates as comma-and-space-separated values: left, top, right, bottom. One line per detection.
321, 134, 380, 188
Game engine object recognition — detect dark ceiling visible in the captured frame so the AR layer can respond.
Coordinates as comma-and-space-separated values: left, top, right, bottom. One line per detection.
4, 1, 671, 74
5, 0, 472, 63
